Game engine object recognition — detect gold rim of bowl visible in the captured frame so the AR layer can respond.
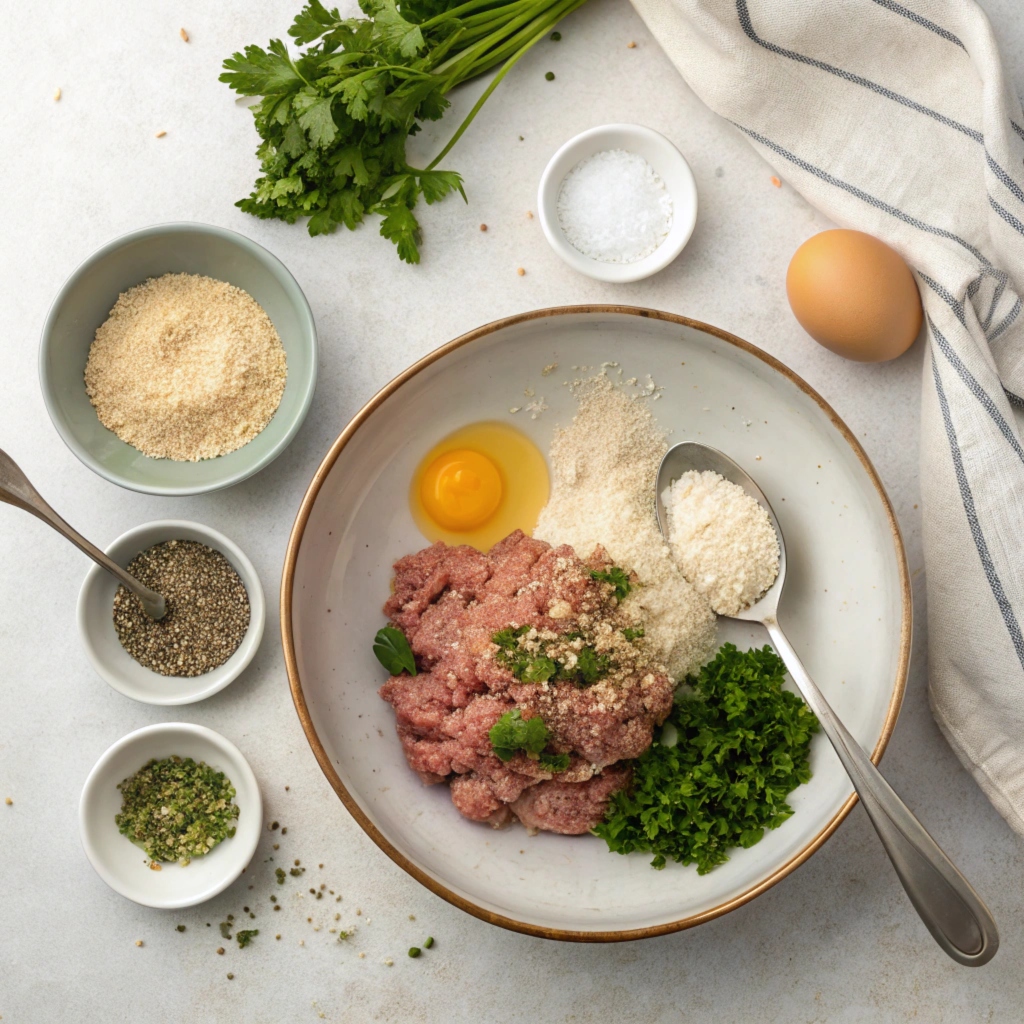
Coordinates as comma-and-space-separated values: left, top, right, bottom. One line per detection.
280, 305, 912, 943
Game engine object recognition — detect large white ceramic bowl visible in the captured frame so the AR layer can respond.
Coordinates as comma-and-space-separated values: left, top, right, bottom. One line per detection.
77, 520, 265, 705
282, 307, 910, 941
79, 723, 262, 908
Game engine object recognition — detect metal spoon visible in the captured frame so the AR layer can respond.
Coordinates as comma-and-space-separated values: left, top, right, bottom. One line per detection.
656, 441, 998, 967
0, 448, 166, 620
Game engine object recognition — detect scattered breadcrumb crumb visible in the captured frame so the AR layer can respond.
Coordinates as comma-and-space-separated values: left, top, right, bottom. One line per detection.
4, 798, 11, 805
149, 861, 162, 871
53, 88, 61, 101
526, 210, 534, 219
770, 176, 781, 188
509, 406, 521, 414
627, 41, 636, 47
541, 363, 558, 376
135, 940, 144, 947
516, 267, 525, 276
480, 224, 488, 232
180, 27, 189, 42
383, 958, 394, 966
155, 130, 167, 138
359, 952, 366, 958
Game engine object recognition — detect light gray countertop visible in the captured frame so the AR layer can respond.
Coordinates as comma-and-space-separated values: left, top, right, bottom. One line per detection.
3, 1, 1023, 1020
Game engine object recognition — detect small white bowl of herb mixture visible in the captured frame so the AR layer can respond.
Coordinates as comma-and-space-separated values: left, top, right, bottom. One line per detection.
77, 520, 265, 705
80, 723, 262, 908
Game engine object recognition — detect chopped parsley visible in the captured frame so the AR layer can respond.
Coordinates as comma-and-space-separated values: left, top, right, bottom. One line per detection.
492, 626, 612, 688
114, 756, 239, 866
622, 626, 645, 642
236, 929, 259, 948
488, 710, 569, 772
373, 626, 417, 676
589, 566, 632, 601
594, 644, 819, 874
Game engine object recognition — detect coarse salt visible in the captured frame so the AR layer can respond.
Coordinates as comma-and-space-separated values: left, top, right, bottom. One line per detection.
662, 470, 780, 616
556, 149, 673, 264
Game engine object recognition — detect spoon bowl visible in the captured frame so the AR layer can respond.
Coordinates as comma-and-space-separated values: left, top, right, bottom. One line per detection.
656, 441, 786, 622
656, 440, 999, 967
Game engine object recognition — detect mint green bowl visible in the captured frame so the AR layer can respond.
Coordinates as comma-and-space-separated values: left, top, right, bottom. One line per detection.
39, 223, 318, 496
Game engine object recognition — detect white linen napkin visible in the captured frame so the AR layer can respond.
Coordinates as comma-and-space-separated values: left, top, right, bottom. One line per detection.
626, 0, 1024, 834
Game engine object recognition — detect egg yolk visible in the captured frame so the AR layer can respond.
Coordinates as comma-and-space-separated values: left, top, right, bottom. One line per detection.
410, 421, 549, 552
419, 449, 503, 530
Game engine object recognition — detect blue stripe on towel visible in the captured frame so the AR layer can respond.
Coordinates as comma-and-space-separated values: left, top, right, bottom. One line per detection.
738, 0, 1024, 212
733, 124, 991, 264
869, 0, 966, 50
736, 0, 983, 141
931, 355, 1024, 670
990, 295, 1023, 342
928, 314, 1024, 463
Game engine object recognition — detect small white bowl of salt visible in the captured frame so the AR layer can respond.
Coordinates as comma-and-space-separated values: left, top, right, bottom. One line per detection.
538, 123, 697, 283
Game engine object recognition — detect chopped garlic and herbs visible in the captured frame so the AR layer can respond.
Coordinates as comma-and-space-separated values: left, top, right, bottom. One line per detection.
115, 756, 239, 866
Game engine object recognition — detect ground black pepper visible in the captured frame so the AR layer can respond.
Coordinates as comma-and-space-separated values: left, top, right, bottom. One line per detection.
112, 540, 250, 677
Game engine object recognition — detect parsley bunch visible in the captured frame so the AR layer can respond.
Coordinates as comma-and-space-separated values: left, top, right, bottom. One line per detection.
594, 644, 819, 874
221, 0, 588, 262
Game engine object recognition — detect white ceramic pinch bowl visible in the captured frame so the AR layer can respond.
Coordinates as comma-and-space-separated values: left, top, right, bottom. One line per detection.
77, 520, 265, 705
537, 124, 698, 283
80, 723, 262, 908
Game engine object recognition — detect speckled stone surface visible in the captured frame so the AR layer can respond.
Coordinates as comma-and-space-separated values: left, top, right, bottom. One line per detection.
2, 1, 1023, 1020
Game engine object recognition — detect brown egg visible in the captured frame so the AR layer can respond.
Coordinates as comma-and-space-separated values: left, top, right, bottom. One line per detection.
786, 229, 923, 362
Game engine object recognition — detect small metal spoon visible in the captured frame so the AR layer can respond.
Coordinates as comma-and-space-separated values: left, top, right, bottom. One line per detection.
656, 441, 998, 967
0, 448, 166, 620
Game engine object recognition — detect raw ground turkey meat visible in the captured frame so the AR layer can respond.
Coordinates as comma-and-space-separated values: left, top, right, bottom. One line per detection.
379, 530, 674, 834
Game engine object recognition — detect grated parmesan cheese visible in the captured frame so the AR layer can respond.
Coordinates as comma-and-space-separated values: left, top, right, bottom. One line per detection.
534, 376, 716, 679
662, 470, 780, 616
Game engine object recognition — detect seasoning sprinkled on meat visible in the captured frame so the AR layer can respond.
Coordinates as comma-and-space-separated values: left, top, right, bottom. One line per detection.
379, 531, 673, 834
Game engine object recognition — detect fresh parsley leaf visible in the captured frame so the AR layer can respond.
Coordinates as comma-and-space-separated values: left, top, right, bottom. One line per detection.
589, 566, 632, 601
221, 40, 304, 95
373, 626, 417, 676
521, 656, 557, 683
622, 626, 645, 641
593, 644, 819, 874
489, 709, 551, 762
538, 751, 571, 773
222, 0, 591, 262
236, 929, 259, 948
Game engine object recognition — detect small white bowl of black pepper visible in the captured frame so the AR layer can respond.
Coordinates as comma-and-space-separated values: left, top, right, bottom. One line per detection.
77, 520, 265, 705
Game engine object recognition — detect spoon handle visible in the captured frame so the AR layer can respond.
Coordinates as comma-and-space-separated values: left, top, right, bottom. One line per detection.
0, 448, 166, 620
765, 621, 998, 966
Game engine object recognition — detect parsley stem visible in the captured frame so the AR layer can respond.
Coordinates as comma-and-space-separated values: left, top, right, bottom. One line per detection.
427, 0, 585, 171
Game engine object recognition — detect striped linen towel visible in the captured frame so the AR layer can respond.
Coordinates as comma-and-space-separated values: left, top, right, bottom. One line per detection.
627, 0, 1024, 833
